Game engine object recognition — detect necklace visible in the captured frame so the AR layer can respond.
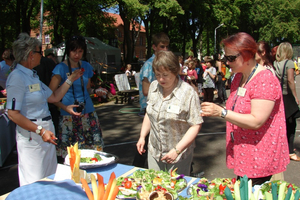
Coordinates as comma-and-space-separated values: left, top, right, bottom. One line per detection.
231, 64, 258, 111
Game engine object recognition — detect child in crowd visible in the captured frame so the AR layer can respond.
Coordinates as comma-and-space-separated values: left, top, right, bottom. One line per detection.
187, 60, 198, 93
125, 64, 136, 76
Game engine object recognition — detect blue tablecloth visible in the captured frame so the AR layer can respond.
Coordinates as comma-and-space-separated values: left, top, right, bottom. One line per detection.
6, 163, 200, 200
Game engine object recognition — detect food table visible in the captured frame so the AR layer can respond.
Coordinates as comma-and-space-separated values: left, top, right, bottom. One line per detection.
0, 112, 16, 167
5, 163, 200, 200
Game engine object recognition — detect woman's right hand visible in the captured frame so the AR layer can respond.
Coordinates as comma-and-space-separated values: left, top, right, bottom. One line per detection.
41, 129, 57, 145
69, 69, 84, 82
65, 104, 82, 116
136, 137, 146, 155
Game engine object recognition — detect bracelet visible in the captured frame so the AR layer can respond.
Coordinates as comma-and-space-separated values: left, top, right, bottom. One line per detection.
41, 129, 46, 137
65, 79, 73, 86
174, 147, 181, 155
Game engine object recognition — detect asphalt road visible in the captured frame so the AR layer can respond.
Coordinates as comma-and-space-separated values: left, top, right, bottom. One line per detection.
1, 78, 300, 196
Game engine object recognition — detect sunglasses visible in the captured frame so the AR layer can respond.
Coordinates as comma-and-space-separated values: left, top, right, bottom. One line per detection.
33, 50, 43, 55
224, 53, 240, 62
71, 35, 85, 41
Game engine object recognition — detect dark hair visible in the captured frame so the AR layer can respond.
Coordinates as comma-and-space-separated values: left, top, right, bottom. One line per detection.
221, 32, 257, 62
65, 35, 87, 58
46, 52, 56, 57
2, 49, 14, 61
271, 46, 278, 62
257, 41, 273, 66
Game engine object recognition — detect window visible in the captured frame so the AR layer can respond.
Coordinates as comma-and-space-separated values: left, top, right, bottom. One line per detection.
118, 30, 122, 38
139, 37, 143, 46
45, 34, 50, 44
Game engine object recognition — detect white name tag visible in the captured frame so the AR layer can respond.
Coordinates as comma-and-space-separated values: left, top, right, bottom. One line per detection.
237, 87, 246, 97
167, 105, 180, 114
29, 83, 41, 92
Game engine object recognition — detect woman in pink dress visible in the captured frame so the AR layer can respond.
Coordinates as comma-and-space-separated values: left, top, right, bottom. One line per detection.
201, 32, 289, 186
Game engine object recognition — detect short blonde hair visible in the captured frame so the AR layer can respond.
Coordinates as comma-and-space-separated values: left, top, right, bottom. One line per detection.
276, 42, 293, 61
152, 51, 180, 76
126, 64, 131, 69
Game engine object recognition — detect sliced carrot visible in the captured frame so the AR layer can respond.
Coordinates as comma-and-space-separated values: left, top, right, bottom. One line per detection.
102, 172, 116, 200
81, 178, 94, 200
70, 147, 75, 172
108, 182, 119, 200
97, 173, 104, 200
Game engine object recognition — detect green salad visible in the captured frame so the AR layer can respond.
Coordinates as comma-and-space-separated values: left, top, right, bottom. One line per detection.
116, 168, 187, 199
80, 153, 102, 163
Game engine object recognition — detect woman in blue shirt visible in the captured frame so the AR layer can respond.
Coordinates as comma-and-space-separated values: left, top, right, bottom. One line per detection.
49, 36, 106, 159
6, 33, 82, 186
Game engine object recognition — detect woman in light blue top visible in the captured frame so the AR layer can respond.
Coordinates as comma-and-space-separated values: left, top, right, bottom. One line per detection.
6, 33, 82, 186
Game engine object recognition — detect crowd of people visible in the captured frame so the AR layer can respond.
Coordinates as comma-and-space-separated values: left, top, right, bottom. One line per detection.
0, 31, 299, 187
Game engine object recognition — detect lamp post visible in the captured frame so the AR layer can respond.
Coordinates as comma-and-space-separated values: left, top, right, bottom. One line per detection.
214, 23, 224, 55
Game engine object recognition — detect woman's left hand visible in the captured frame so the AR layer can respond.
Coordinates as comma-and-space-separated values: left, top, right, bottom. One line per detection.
200, 102, 223, 117
295, 96, 299, 105
41, 129, 57, 145
161, 149, 178, 164
95, 87, 108, 96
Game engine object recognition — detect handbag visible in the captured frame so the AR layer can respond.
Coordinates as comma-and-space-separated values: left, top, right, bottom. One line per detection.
280, 60, 300, 119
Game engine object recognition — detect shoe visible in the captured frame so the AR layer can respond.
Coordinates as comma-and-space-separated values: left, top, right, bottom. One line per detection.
289, 153, 300, 161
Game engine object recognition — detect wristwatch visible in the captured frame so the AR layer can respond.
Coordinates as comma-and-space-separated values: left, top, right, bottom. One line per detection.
174, 147, 181, 155
35, 125, 43, 135
221, 109, 228, 118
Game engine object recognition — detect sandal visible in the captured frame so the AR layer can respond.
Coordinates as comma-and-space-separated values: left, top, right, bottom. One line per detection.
289, 153, 300, 161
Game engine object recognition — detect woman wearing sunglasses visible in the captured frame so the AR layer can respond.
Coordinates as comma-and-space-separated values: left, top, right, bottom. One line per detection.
201, 32, 289, 186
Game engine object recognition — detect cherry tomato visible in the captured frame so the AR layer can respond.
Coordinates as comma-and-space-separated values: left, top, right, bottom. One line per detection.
124, 181, 132, 189
161, 188, 167, 193
91, 158, 98, 162
231, 178, 236, 184
81, 68, 85, 72
219, 184, 226, 191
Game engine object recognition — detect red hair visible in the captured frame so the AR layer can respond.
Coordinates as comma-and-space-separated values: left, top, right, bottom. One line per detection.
221, 32, 257, 62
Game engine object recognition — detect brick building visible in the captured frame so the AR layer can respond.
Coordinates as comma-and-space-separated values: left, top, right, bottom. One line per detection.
106, 13, 147, 61
30, 12, 146, 61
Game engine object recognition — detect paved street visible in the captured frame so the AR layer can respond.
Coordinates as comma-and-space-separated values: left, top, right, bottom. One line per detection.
1, 77, 300, 196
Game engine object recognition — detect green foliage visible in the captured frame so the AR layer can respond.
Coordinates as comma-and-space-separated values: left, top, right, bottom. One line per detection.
2, 0, 300, 59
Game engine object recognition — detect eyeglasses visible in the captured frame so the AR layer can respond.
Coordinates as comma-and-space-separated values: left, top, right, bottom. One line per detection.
224, 53, 240, 62
33, 50, 43, 55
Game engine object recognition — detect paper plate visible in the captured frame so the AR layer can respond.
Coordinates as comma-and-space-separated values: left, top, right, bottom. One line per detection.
64, 149, 119, 169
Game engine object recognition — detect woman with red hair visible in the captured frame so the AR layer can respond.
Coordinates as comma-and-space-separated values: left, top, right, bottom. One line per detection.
201, 32, 289, 185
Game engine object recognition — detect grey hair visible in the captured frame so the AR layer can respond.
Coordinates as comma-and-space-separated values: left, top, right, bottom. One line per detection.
12, 33, 41, 63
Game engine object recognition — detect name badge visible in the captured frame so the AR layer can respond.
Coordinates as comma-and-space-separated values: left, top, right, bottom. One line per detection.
167, 105, 180, 114
29, 83, 41, 92
237, 87, 246, 97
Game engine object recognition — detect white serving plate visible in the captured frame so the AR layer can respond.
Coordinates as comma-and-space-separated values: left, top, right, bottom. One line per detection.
64, 149, 119, 169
